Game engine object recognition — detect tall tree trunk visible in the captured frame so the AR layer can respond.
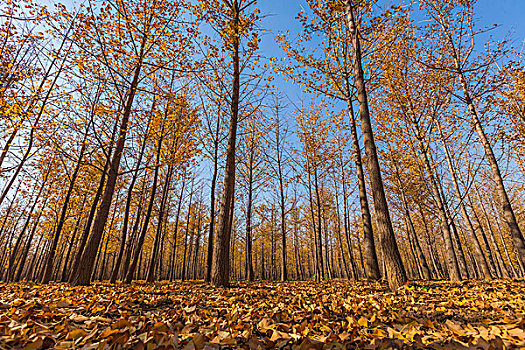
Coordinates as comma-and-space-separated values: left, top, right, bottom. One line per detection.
191, 206, 202, 279
313, 167, 324, 279
322, 205, 332, 280
146, 133, 169, 283
408, 114, 461, 281
110, 116, 150, 283
205, 116, 220, 282
306, 158, 320, 281
23, 231, 44, 281
211, 1, 241, 288
400, 187, 430, 279
146, 164, 172, 282
245, 161, 254, 282
7, 173, 49, 281
448, 215, 470, 279
463, 186, 499, 277
169, 178, 186, 280
437, 120, 492, 279
60, 210, 83, 282
489, 200, 520, 277
344, 0, 407, 289
181, 180, 195, 281
344, 94, 380, 280
42, 126, 89, 283
475, 187, 510, 278
71, 37, 147, 286
339, 162, 358, 279
121, 194, 144, 280
124, 121, 163, 284
69, 107, 119, 283
334, 179, 350, 279
15, 197, 48, 282
274, 114, 288, 282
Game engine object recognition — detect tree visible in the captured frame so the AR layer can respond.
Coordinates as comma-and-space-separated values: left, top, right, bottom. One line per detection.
69, 0, 193, 285
197, 0, 261, 287
420, 0, 525, 268
344, 0, 407, 289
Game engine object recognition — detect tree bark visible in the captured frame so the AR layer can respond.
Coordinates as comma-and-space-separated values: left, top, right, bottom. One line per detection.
344, 0, 407, 289
181, 179, 195, 282
70, 32, 147, 286
211, 2, 241, 288
437, 13, 525, 269
42, 128, 89, 283
344, 93, 380, 280
110, 116, 151, 283
245, 159, 254, 282
169, 178, 186, 280
124, 118, 163, 284
205, 115, 221, 282
436, 120, 492, 279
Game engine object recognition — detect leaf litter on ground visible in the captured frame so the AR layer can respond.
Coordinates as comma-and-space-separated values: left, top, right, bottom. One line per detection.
0, 280, 524, 349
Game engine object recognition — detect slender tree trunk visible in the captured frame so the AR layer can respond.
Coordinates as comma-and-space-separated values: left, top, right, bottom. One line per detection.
181, 180, 195, 281
306, 159, 320, 281
15, 197, 48, 282
475, 187, 510, 278
71, 37, 147, 286
274, 116, 288, 282
211, 2, 241, 288
344, 0, 407, 289
122, 195, 144, 279
313, 167, 324, 279
146, 164, 172, 282
322, 205, 332, 280
340, 164, 358, 279
437, 121, 492, 279
334, 179, 350, 279
42, 129, 88, 283
170, 179, 186, 280
205, 116, 221, 282
110, 116, 150, 283
391, 158, 431, 280
245, 163, 254, 282
24, 232, 45, 281
409, 115, 461, 281
35, 239, 52, 281
464, 188, 499, 277
7, 175, 48, 281
449, 215, 470, 279
345, 96, 380, 280
447, 33, 525, 268
60, 212, 83, 282
124, 123, 163, 284
69, 112, 119, 283
489, 200, 520, 277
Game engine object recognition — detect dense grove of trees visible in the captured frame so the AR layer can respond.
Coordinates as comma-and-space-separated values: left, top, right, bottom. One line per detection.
1, 0, 524, 290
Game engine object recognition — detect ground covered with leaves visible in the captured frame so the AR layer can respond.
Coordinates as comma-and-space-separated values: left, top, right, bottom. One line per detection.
1, 280, 524, 349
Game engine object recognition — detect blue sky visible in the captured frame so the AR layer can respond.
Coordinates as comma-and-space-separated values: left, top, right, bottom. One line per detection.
257, 0, 525, 47
251, 0, 525, 109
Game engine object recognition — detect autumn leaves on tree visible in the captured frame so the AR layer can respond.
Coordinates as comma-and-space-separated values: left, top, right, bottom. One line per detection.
1, 0, 525, 296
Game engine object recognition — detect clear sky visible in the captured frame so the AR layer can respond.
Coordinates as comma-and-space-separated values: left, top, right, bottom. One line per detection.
257, 0, 525, 47
252, 0, 525, 106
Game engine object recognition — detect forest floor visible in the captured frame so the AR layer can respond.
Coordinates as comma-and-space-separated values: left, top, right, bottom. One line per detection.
0, 280, 524, 349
